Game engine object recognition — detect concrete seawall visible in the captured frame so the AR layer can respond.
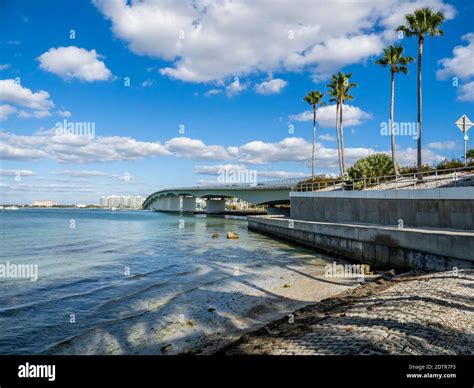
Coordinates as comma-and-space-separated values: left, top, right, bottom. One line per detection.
248, 216, 474, 270
290, 187, 474, 230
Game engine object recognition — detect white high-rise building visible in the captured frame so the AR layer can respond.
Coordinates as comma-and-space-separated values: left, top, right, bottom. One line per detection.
99, 195, 145, 209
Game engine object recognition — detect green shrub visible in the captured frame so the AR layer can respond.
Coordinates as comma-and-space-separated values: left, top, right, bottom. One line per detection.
398, 164, 433, 174
436, 158, 464, 170
347, 153, 395, 180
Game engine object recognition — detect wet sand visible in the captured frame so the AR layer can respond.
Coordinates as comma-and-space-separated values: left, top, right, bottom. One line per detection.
47, 249, 365, 355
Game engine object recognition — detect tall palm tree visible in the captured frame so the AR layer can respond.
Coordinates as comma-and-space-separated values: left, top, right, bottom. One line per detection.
397, 7, 445, 179
375, 44, 414, 176
304, 90, 325, 179
327, 72, 356, 175
327, 76, 343, 177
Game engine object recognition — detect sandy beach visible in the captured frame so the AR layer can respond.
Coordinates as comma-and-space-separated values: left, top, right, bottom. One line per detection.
46, 249, 367, 355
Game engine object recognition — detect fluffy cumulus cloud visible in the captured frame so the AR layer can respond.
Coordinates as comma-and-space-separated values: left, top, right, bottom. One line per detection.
437, 33, 474, 80
0, 79, 54, 111
37, 46, 113, 82
0, 127, 449, 169
0, 104, 16, 121
289, 104, 372, 127
437, 33, 474, 101
396, 147, 446, 167
164, 137, 230, 160
225, 80, 248, 97
0, 130, 168, 163
458, 81, 474, 102
255, 78, 287, 95
93, 0, 454, 83
0, 79, 54, 119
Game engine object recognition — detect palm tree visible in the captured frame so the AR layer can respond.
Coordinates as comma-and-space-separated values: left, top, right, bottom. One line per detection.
375, 44, 414, 176
327, 72, 357, 175
397, 7, 445, 180
466, 149, 474, 165
327, 76, 343, 177
304, 90, 325, 179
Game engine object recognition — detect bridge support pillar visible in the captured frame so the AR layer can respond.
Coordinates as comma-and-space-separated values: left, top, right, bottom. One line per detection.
161, 197, 170, 211
206, 198, 226, 214
181, 196, 196, 213
169, 197, 181, 212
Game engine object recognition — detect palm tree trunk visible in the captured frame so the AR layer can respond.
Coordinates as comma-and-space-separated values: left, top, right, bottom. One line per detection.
339, 98, 346, 174
335, 101, 343, 177
417, 36, 423, 180
390, 70, 399, 176
312, 104, 316, 179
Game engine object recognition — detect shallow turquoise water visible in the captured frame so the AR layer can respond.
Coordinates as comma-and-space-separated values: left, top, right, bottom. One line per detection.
0, 208, 323, 354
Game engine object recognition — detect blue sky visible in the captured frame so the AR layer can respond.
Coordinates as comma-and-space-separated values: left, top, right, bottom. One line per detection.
0, 0, 473, 204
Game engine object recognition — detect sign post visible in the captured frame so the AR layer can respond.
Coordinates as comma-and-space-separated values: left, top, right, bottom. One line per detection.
455, 115, 473, 166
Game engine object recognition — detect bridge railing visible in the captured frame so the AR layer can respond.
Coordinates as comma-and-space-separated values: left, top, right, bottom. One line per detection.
291, 165, 474, 192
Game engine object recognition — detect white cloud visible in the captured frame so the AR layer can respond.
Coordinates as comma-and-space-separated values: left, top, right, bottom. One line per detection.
0, 169, 34, 177
37, 46, 113, 82
58, 110, 72, 118
0, 142, 48, 160
53, 170, 108, 177
142, 79, 154, 87
165, 137, 230, 160
257, 170, 305, 179
318, 134, 336, 141
255, 78, 287, 95
0, 79, 54, 111
437, 33, 474, 80
0, 130, 168, 163
289, 104, 372, 127
0, 127, 450, 170
0, 104, 17, 121
193, 164, 305, 180
225, 80, 248, 97
395, 147, 446, 167
292, 34, 385, 80
427, 141, 457, 151
0, 64, 10, 71
193, 164, 246, 175
458, 81, 474, 102
93, 0, 454, 83
204, 88, 221, 97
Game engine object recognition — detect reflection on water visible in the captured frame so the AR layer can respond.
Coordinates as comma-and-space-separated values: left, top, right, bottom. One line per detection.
0, 209, 340, 354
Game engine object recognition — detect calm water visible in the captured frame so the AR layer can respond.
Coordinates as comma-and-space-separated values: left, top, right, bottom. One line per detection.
0, 209, 327, 354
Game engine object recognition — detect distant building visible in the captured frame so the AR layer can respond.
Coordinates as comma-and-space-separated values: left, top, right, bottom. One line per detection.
227, 198, 249, 210
31, 200, 57, 207
99, 195, 144, 209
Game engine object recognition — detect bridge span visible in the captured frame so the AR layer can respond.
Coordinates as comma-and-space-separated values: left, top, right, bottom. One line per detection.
142, 178, 302, 214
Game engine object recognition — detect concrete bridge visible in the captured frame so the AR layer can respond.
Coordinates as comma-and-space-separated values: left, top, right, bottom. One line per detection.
142, 179, 301, 214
